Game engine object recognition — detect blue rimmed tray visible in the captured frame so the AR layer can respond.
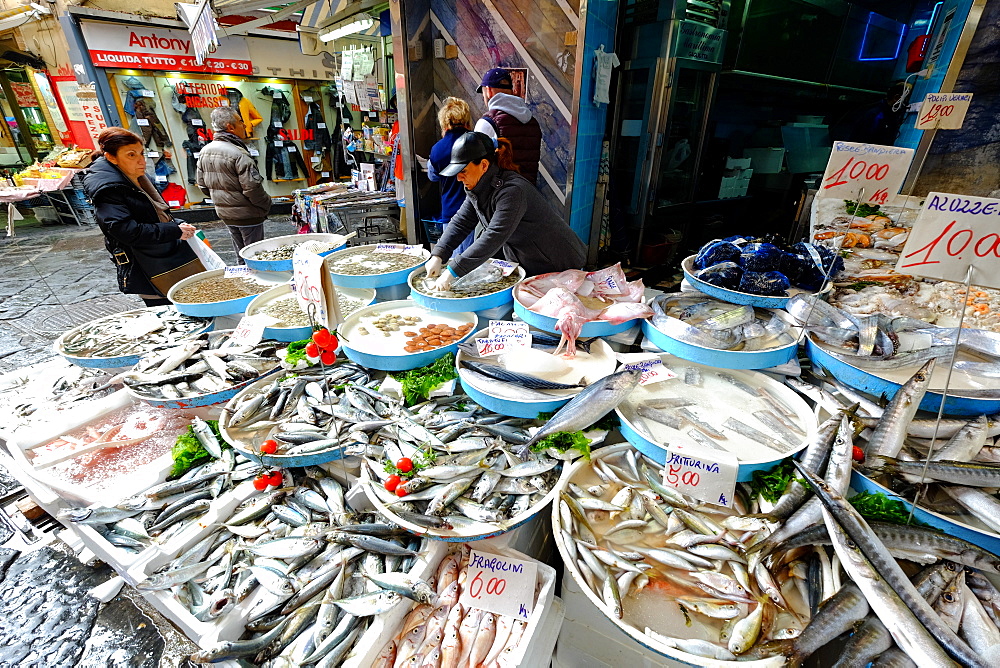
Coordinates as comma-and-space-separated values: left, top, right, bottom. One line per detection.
240, 233, 348, 272
326, 244, 430, 289
246, 284, 377, 343
408, 266, 525, 313
512, 285, 638, 337
681, 255, 828, 309
168, 269, 285, 317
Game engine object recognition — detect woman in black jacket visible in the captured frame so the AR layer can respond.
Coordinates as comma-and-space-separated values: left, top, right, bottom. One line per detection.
83, 128, 201, 306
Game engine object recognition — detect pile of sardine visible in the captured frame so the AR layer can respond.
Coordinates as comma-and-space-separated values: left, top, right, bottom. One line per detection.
789, 294, 1000, 390
136, 466, 433, 666
374, 548, 534, 667
361, 369, 642, 534
122, 333, 279, 400
58, 421, 252, 551
649, 294, 794, 352
58, 306, 211, 359
561, 405, 1000, 666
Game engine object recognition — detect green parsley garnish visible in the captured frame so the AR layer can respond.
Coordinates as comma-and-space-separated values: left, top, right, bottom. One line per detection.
389, 353, 459, 406
283, 339, 312, 366
529, 430, 591, 459
844, 200, 882, 218
849, 491, 928, 526
748, 458, 797, 503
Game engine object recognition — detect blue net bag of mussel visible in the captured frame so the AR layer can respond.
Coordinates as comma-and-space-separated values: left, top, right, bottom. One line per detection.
738, 243, 785, 272
695, 261, 743, 289
694, 240, 742, 270
739, 270, 791, 296
785, 242, 846, 291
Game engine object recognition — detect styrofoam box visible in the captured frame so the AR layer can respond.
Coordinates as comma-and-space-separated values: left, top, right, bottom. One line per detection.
343, 539, 560, 667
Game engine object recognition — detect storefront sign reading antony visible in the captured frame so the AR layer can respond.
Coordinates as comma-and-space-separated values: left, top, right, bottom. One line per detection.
896, 193, 1000, 288
673, 20, 726, 65
818, 142, 915, 205
80, 22, 252, 76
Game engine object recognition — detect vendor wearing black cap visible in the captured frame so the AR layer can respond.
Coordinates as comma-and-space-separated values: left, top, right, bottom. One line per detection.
423, 131, 587, 291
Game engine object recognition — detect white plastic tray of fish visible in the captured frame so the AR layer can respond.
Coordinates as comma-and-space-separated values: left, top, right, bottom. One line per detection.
345, 541, 557, 667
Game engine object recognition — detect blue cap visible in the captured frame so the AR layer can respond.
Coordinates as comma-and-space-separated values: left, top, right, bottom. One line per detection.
477, 68, 513, 93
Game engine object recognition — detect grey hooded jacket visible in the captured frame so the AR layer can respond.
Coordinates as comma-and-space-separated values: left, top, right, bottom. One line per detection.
432, 163, 586, 277
195, 132, 271, 225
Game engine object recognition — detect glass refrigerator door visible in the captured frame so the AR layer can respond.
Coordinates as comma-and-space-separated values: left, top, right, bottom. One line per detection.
654, 66, 715, 208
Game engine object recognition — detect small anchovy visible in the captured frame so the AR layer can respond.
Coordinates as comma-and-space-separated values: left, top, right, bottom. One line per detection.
723, 417, 794, 453
332, 590, 401, 616
678, 408, 726, 439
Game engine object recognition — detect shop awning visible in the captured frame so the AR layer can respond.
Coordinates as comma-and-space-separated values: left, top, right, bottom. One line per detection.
0, 5, 51, 36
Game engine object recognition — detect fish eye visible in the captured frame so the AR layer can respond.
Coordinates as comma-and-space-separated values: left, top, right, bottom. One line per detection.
943, 593, 955, 602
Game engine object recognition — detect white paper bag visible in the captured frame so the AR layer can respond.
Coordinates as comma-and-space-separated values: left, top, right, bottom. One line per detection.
187, 235, 227, 271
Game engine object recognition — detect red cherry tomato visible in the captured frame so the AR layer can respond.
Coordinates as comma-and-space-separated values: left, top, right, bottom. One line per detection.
260, 439, 278, 454
253, 476, 268, 491
320, 350, 337, 365
395, 486, 409, 498
267, 471, 284, 487
328, 333, 339, 349
312, 329, 332, 348
852, 445, 865, 463
384, 474, 401, 492
396, 457, 414, 473
304, 342, 319, 358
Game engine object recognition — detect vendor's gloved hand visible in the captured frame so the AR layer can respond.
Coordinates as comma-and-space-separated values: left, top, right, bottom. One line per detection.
431, 272, 454, 291
424, 256, 443, 278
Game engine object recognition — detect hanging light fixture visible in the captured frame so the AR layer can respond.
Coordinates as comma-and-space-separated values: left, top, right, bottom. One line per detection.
318, 14, 375, 43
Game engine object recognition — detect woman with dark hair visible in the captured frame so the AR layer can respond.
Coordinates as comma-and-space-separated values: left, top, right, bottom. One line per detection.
424, 131, 586, 290
83, 127, 203, 307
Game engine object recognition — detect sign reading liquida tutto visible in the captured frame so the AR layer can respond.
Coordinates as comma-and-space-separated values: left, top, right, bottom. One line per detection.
80, 21, 252, 75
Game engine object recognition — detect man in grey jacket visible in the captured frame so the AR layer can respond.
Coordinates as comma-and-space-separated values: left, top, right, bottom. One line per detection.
197, 107, 271, 260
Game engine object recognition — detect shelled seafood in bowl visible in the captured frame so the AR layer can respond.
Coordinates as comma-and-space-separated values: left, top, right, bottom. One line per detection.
831, 280, 1000, 333
691, 236, 843, 296
553, 433, 1000, 667
122, 333, 279, 402
55, 306, 212, 363
411, 263, 521, 299
514, 263, 653, 354
250, 287, 370, 327
171, 273, 273, 304
649, 294, 795, 351
326, 244, 427, 276
250, 238, 342, 262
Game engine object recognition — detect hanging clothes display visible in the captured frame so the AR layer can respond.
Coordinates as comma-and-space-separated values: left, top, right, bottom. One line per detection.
121, 77, 171, 150
263, 87, 307, 181
327, 87, 354, 178
226, 88, 263, 137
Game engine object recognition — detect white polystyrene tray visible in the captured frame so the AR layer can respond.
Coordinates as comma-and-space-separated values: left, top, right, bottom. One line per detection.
343, 540, 557, 668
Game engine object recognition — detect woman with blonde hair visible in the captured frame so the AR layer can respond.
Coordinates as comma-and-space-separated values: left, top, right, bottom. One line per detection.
428, 97, 476, 252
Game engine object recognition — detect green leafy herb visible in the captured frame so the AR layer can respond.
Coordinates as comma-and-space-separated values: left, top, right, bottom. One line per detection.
169, 420, 222, 478
848, 281, 879, 290
849, 491, 928, 526
844, 200, 882, 218
389, 353, 459, 406
383, 447, 437, 478
529, 430, 591, 459
283, 339, 312, 366
748, 458, 797, 503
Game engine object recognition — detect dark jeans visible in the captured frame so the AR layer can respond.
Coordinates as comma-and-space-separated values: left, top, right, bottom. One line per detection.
141, 297, 172, 307
226, 222, 265, 261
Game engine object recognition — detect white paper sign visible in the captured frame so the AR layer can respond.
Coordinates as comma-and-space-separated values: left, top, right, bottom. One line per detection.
141, 90, 155, 97
274, 140, 283, 147
618, 354, 677, 386
273, 92, 282, 99
287, 146, 297, 153
818, 142, 915, 206
193, 152, 201, 158
224, 266, 253, 278
303, 96, 314, 102
293, 245, 329, 328
459, 549, 537, 620
167, 200, 180, 207
895, 192, 1000, 286
227, 314, 276, 347
146, 152, 159, 158
249, 149, 260, 156
191, 119, 203, 126
489, 320, 530, 346
375, 243, 424, 257
662, 446, 739, 508
136, 118, 149, 126
489, 258, 518, 276
274, 121, 283, 128
311, 156, 322, 163
321, 171, 330, 177
155, 175, 167, 183
915, 92, 973, 130
318, 123, 326, 129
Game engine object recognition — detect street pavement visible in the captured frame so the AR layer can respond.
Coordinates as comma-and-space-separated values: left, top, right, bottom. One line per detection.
0, 215, 296, 666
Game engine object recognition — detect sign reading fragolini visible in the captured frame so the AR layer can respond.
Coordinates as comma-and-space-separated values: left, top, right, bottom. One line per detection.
895, 192, 1000, 287
818, 142, 915, 206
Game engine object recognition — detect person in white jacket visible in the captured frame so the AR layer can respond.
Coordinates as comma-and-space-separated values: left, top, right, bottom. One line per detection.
473, 68, 542, 185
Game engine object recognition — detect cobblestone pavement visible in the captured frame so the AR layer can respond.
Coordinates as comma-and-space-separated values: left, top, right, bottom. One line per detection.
0, 215, 297, 666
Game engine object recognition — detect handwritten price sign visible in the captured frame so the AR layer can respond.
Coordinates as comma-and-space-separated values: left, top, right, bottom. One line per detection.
375, 243, 426, 257
292, 245, 329, 329
895, 192, 1000, 287
223, 266, 253, 278
818, 142, 914, 204
488, 258, 519, 276
618, 353, 678, 386
475, 321, 530, 356
661, 446, 739, 508
458, 550, 538, 620
915, 93, 972, 131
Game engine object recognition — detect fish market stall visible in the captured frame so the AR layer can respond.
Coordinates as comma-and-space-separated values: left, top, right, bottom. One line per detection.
326, 243, 430, 301
239, 233, 350, 272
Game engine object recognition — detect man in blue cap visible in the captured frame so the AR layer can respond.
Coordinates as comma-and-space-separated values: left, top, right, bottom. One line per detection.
473, 67, 542, 186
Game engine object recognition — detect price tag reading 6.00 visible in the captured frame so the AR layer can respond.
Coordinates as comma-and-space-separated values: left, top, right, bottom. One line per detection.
818, 142, 914, 204
458, 549, 538, 620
